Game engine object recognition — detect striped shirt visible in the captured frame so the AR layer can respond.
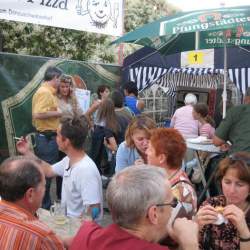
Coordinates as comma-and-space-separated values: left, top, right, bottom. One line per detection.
0, 200, 64, 250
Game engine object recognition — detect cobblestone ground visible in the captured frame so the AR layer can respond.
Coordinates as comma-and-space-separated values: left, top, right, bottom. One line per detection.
50, 178, 112, 227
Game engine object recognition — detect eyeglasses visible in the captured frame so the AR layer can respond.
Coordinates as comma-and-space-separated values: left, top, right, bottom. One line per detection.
60, 75, 73, 84
156, 197, 179, 208
229, 154, 250, 166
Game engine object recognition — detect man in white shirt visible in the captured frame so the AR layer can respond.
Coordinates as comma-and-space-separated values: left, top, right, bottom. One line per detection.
17, 114, 103, 219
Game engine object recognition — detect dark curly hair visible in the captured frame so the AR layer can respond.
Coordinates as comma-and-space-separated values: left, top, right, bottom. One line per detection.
60, 114, 89, 150
97, 85, 110, 99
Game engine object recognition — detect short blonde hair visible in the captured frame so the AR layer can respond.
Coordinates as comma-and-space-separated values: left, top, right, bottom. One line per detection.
125, 115, 156, 148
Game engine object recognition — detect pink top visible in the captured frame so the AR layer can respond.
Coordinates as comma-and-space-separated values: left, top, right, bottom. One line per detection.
170, 105, 199, 139
200, 123, 215, 139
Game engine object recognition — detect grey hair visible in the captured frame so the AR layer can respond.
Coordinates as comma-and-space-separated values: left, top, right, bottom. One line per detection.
106, 165, 168, 228
184, 93, 197, 105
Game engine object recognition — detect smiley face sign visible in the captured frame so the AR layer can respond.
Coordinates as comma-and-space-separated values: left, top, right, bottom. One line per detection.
87, 0, 111, 27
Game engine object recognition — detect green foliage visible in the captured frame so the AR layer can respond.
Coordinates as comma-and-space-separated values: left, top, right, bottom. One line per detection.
0, 0, 178, 63
0, 21, 112, 62
125, 0, 177, 32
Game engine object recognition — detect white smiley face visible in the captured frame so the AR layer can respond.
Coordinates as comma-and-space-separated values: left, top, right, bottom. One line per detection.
88, 0, 111, 25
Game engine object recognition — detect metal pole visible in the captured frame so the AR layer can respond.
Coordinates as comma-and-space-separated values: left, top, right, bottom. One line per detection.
222, 33, 227, 118
118, 0, 125, 66
195, 31, 200, 50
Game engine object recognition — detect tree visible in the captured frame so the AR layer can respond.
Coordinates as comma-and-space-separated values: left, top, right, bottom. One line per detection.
0, 21, 112, 62
125, 0, 177, 32
0, 0, 178, 63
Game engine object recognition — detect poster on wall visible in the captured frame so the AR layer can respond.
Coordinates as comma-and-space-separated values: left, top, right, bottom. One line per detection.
0, 52, 121, 159
0, 0, 124, 36
75, 88, 91, 113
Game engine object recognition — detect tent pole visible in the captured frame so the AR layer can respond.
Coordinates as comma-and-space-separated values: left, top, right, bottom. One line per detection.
222, 34, 228, 119
195, 32, 200, 50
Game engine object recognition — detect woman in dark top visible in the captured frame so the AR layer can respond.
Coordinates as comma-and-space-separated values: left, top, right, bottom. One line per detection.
197, 152, 250, 250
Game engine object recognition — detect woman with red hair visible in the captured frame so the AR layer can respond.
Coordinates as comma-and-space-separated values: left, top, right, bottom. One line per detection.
146, 128, 197, 219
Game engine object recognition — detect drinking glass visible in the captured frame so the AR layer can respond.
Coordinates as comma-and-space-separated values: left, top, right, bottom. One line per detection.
50, 202, 67, 225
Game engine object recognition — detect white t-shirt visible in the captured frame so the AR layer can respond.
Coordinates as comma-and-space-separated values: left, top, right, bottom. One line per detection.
52, 155, 103, 218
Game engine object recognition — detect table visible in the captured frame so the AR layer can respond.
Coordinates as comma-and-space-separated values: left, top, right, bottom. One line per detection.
38, 208, 83, 238
186, 141, 221, 200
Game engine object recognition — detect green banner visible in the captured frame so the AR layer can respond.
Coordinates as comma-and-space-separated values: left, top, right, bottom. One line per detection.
163, 9, 250, 35
199, 29, 250, 48
112, 6, 250, 55
0, 52, 120, 162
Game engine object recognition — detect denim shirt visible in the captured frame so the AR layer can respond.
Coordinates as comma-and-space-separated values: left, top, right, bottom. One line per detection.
115, 141, 140, 172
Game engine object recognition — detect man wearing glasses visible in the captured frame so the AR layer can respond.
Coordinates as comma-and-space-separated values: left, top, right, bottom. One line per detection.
70, 165, 199, 250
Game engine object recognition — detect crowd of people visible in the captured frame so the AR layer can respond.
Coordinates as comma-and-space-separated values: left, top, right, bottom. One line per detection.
0, 66, 250, 250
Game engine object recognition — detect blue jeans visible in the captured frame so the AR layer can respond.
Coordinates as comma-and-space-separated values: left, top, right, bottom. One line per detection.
34, 133, 59, 209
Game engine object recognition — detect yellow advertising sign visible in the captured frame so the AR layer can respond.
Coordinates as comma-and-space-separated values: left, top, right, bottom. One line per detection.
188, 51, 204, 64
181, 49, 214, 68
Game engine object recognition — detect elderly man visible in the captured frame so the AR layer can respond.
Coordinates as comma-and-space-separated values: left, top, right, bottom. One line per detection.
32, 66, 63, 209
17, 115, 103, 219
0, 156, 64, 249
70, 165, 198, 250
170, 93, 199, 139
213, 87, 250, 154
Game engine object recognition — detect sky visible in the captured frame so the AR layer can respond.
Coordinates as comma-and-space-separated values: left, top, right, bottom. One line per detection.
167, 0, 250, 12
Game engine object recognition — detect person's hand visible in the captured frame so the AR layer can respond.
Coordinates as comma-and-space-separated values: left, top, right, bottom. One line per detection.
223, 204, 250, 238
220, 143, 230, 152
57, 107, 63, 116
92, 100, 101, 109
171, 218, 199, 249
16, 137, 32, 156
103, 137, 110, 148
134, 158, 145, 165
103, 137, 117, 152
196, 205, 218, 227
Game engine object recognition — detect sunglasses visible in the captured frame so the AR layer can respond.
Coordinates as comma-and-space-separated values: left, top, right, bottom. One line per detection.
229, 154, 250, 166
156, 197, 179, 208
60, 75, 73, 84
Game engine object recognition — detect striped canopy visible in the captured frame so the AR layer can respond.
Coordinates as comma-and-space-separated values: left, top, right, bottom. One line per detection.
129, 66, 250, 95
